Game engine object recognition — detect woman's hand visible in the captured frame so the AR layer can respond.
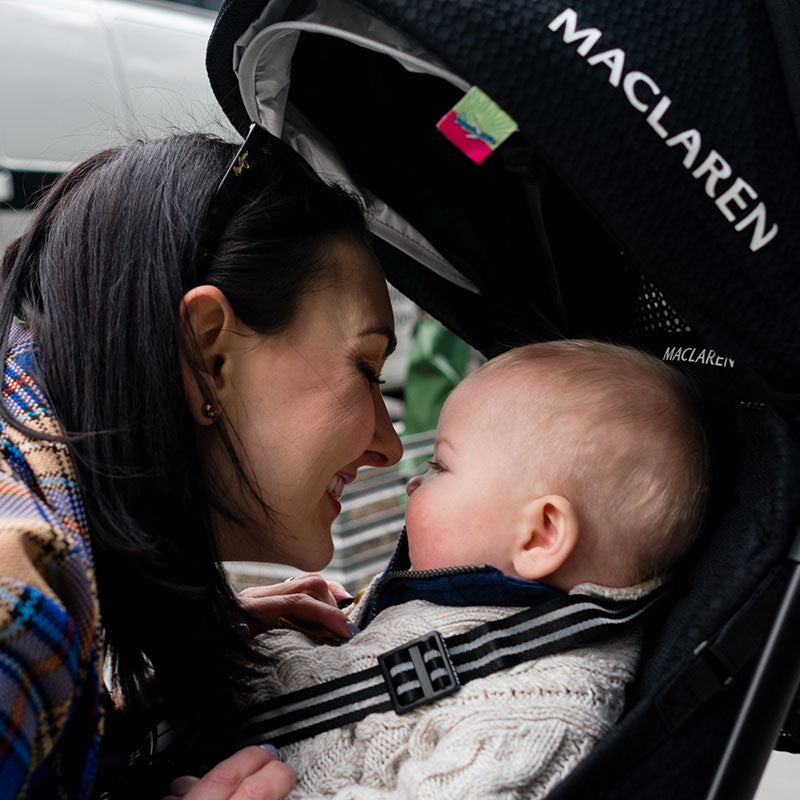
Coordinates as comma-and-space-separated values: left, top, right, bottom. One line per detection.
238, 574, 359, 640
163, 745, 294, 800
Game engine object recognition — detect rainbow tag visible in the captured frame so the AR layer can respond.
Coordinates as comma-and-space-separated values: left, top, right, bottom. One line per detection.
436, 86, 519, 164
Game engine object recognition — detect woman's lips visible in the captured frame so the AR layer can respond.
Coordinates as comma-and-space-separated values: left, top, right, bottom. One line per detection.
325, 472, 355, 512
326, 474, 346, 501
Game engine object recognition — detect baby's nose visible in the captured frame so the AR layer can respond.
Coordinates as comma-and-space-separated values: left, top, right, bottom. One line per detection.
406, 475, 422, 496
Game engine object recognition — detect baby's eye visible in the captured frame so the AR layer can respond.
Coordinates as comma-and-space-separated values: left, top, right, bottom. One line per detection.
427, 459, 446, 473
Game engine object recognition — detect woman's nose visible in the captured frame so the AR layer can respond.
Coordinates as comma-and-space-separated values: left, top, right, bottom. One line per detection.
364, 391, 403, 467
406, 475, 422, 496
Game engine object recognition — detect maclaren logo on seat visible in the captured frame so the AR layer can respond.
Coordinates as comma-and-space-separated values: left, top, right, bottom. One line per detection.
663, 346, 735, 368
548, 8, 779, 253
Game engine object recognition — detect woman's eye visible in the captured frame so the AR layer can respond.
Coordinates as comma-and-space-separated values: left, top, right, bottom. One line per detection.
359, 362, 385, 387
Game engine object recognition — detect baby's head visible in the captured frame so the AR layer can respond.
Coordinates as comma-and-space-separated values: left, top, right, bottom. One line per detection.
405, 340, 710, 589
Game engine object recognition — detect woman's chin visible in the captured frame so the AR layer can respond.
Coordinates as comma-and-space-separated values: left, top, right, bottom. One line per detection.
286, 532, 335, 573
217, 517, 334, 571
296, 548, 334, 574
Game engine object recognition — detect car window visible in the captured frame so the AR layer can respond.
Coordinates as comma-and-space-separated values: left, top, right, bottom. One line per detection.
163, 0, 223, 10
0, 0, 229, 250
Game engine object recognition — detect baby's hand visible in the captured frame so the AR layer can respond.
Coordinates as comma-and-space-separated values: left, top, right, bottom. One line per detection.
238, 574, 359, 640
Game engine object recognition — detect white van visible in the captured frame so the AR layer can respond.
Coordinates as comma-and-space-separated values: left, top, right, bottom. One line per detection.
0, 0, 415, 390
0, 0, 229, 247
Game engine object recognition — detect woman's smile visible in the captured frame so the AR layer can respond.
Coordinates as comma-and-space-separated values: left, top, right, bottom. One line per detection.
326, 472, 352, 503
203, 235, 403, 568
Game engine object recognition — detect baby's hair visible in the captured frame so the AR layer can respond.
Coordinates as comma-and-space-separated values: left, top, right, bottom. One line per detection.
477, 340, 710, 585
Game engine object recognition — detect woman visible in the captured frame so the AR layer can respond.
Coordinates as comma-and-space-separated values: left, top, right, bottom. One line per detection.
0, 128, 402, 799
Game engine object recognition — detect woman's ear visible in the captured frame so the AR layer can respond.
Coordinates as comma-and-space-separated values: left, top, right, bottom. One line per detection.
512, 495, 579, 583
179, 285, 237, 425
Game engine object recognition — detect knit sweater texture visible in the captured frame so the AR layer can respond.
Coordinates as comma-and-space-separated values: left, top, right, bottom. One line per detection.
255, 576, 653, 800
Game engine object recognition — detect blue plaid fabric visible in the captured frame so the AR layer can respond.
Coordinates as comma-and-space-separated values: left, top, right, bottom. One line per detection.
0, 322, 103, 798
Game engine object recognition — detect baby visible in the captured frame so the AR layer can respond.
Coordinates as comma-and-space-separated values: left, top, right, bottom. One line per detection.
403, 338, 709, 591
251, 339, 710, 799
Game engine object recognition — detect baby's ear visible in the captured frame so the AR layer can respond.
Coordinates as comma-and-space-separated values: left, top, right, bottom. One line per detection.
512, 495, 579, 582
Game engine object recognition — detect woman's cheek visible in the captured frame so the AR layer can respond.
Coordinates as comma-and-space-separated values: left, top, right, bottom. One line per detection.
346, 389, 379, 451
318, 384, 368, 451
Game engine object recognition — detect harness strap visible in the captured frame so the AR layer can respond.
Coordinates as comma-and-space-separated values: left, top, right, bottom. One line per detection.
143, 585, 668, 771
651, 567, 786, 735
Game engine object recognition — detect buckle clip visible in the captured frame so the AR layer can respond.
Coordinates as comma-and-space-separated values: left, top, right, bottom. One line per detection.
692, 640, 735, 689
377, 630, 460, 714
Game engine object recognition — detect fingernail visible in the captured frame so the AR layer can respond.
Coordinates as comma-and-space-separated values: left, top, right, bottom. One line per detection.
260, 743, 278, 756
346, 622, 361, 636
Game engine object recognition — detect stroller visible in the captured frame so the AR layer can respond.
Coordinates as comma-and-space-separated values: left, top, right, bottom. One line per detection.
203, 1, 800, 797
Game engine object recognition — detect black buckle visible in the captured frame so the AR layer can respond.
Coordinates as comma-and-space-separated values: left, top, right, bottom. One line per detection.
692, 640, 735, 689
377, 630, 460, 714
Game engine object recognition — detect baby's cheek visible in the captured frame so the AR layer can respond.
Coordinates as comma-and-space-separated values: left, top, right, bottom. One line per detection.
404, 498, 443, 570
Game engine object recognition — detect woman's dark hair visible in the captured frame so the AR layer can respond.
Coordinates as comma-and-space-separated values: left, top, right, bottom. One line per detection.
0, 132, 367, 720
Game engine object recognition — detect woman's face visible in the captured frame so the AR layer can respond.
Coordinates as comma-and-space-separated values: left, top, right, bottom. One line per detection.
205, 235, 403, 570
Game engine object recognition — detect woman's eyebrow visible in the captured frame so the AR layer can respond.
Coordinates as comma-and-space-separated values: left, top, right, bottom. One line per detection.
362, 325, 398, 358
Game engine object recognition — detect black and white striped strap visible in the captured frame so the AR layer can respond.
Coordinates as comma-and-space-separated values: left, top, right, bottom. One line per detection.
165, 587, 667, 754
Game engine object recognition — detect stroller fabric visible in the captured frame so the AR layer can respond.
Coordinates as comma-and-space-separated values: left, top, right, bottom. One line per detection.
206, 1, 800, 797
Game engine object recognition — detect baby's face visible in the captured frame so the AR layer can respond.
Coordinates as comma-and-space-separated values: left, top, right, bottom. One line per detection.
404, 371, 534, 575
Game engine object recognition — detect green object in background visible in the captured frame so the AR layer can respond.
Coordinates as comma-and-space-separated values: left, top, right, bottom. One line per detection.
402, 315, 473, 437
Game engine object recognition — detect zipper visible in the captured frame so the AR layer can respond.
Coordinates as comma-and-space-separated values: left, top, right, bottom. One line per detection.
367, 563, 492, 623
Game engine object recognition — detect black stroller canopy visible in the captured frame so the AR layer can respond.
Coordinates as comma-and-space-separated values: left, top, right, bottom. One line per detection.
208, 0, 800, 407
206, 2, 800, 799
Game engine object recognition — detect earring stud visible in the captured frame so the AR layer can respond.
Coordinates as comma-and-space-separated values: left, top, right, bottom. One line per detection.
202, 402, 219, 420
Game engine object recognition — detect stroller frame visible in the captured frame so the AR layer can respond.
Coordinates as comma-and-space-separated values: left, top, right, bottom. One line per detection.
707, 529, 800, 798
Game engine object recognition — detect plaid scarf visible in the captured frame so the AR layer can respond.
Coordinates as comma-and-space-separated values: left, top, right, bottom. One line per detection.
0, 322, 103, 798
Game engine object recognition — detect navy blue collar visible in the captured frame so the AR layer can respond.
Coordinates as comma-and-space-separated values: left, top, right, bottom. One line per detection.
361, 530, 564, 627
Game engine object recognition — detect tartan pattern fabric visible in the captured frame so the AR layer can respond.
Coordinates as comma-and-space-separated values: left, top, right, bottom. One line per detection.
0, 322, 103, 798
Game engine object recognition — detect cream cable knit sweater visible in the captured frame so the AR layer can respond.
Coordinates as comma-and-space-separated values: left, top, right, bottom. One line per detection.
253, 579, 654, 799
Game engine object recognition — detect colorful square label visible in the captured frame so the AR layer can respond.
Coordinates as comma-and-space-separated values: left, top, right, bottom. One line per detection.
436, 86, 519, 164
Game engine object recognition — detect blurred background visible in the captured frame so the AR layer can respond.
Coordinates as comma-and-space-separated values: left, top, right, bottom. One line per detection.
0, 0, 480, 596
